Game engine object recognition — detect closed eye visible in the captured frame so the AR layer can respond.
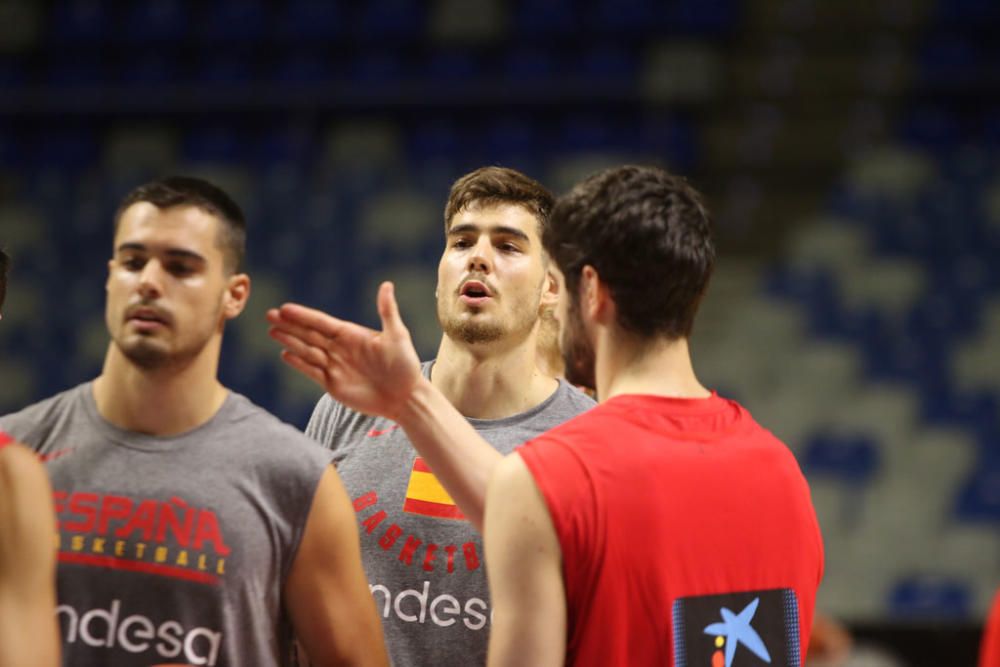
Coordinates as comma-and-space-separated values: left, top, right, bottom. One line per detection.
120, 256, 146, 271
166, 262, 196, 277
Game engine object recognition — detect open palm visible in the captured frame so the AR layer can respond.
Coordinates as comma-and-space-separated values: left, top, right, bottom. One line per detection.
267, 282, 423, 421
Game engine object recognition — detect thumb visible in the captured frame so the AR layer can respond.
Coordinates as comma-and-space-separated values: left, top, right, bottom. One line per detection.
377, 281, 407, 337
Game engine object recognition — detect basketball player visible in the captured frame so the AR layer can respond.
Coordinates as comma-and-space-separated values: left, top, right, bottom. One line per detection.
0, 179, 388, 666
270, 167, 594, 667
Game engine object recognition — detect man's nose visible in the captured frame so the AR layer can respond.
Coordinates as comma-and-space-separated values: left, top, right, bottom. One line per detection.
467, 239, 493, 273
137, 260, 165, 299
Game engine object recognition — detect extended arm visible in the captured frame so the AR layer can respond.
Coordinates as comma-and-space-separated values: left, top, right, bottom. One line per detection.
484, 453, 567, 667
0, 443, 60, 667
284, 466, 389, 667
267, 282, 500, 529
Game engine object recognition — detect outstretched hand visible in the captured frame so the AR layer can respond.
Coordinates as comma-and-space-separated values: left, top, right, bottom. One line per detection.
266, 282, 424, 421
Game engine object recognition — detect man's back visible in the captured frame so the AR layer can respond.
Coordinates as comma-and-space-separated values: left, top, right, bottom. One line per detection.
0, 431, 60, 667
517, 393, 823, 666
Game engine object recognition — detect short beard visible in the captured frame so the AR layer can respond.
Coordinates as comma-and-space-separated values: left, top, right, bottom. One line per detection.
447, 319, 506, 345
116, 338, 187, 371
561, 297, 596, 391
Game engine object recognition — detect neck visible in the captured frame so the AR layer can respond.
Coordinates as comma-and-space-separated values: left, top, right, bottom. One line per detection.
432, 332, 558, 420
93, 342, 228, 436
595, 330, 711, 402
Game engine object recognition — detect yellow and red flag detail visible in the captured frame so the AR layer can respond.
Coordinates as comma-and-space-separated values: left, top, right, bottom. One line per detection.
402, 457, 466, 520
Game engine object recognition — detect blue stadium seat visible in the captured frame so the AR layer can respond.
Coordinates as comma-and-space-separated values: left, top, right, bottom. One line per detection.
0, 55, 26, 87
765, 265, 841, 338
181, 125, 246, 164
888, 575, 973, 619
407, 120, 465, 164
31, 127, 101, 169
556, 113, 633, 154
511, 0, 578, 37
199, 0, 269, 43
905, 287, 979, 343
672, 0, 738, 35
501, 45, 562, 83
45, 54, 108, 87
934, 0, 1000, 25
575, 43, 638, 84
276, 0, 344, 41
802, 432, 881, 487
119, 53, 180, 87
589, 0, 660, 33
477, 116, 545, 175
955, 464, 1000, 526
350, 51, 407, 87
901, 105, 963, 153
424, 51, 483, 83
254, 124, 317, 167
271, 50, 337, 84
49, 0, 111, 44
920, 36, 982, 87
193, 51, 256, 85
120, 0, 188, 43
0, 131, 24, 167
357, 0, 425, 39
637, 116, 697, 171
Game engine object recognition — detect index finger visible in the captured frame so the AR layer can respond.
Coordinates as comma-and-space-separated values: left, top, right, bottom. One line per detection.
274, 303, 352, 340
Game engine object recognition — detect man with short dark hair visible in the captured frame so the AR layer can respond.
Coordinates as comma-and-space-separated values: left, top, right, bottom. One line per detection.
0, 178, 388, 667
485, 165, 823, 666
270, 166, 594, 667
0, 247, 60, 667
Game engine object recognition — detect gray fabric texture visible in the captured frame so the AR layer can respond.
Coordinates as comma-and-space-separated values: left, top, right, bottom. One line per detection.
0, 382, 334, 667
305, 361, 595, 667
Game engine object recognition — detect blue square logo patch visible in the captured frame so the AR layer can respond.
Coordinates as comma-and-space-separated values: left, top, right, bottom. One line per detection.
672, 589, 800, 667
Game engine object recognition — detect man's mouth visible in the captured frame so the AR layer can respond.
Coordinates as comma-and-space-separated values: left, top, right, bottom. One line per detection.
126, 306, 171, 328
460, 280, 492, 299
459, 280, 494, 306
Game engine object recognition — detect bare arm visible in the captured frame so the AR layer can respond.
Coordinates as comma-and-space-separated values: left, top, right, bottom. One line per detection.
267, 281, 500, 529
0, 443, 60, 667
484, 453, 567, 667
284, 466, 390, 667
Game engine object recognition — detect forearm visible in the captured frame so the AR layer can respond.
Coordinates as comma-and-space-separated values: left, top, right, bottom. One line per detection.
396, 377, 502, 530
0, 596, 60, 667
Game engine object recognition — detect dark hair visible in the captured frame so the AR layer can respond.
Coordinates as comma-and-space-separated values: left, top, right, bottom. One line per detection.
0, 247, 8, 312
444, 167, 553, 234
544, 165, 715, 340
114, 176, 247, 273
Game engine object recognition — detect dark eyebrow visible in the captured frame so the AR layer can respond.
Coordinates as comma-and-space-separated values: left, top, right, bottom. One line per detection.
447, 224, 531, 243
116, 243, 207, 264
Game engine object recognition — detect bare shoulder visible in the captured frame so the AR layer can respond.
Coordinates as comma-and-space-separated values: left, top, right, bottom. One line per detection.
0, 443, 50, 500
491, 452, 534, 491
486, 453, 557, 546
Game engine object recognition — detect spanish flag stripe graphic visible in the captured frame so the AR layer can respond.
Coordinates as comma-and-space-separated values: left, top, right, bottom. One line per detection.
406, 470, 458, 505
403, 457, 466, 521
402, 497, 466, 520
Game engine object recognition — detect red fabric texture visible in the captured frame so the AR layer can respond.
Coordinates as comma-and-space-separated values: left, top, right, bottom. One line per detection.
981, 589, 1000, 667
518, 392, 824, 666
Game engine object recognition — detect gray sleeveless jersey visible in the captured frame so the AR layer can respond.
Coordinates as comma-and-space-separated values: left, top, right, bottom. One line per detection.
305, 361, 595, 667
0, 383, 334, 667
